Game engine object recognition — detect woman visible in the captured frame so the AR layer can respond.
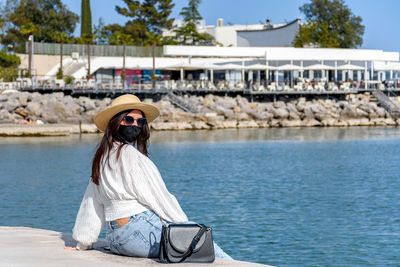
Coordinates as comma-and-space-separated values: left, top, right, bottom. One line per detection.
67, 94, 231, 259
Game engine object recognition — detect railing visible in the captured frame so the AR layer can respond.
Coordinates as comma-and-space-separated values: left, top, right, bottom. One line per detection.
26, 42, 164, 57
372, 89, 400, 117
2, 78, 400, 94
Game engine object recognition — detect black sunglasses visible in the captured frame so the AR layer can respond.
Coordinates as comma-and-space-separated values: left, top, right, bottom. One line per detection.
122, 115, 147, 127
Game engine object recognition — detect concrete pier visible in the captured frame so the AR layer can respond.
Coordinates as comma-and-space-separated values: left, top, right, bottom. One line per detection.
0, 227, 271, 266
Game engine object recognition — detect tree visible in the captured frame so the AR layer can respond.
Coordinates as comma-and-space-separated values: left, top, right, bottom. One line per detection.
53, 31, 70, 79
110, 31, 134, 88
0, 49, 20, 68
144, 32, 162, 88
94, 21, 125, 45
293, 0, 364, 48
1, 0, 78, 53
115, 0, 174, 45
174, 0, 214, 45
81, 0, 92, 38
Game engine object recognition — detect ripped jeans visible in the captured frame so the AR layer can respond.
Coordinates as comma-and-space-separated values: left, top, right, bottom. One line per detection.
106, 210, 232, 259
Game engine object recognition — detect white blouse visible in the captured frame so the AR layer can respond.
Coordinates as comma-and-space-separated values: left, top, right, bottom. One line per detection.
72, 142, 188, 248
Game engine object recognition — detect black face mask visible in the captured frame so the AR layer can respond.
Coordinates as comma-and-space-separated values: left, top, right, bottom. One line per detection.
118, 125, 141, 143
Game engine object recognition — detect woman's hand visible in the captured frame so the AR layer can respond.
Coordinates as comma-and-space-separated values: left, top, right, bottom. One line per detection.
64, 246, 79, 251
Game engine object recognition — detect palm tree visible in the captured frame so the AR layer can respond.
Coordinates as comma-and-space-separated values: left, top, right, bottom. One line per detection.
111, 31, 133, 89
145, 32, 162, 89
81, 33, 93, 79
53, 32, 70, 79
20, 22, 40, 78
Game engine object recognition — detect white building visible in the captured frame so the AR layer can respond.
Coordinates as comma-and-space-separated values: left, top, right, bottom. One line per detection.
163, 18, 301, 47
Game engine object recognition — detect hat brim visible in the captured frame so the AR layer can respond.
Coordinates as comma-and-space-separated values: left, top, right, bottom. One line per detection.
94, 102, 160, 132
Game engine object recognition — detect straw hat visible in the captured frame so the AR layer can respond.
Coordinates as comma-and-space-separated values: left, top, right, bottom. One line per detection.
94, 94, 160, 132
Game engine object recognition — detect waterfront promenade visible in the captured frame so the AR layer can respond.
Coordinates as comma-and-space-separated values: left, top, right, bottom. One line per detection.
0, 227, 269, 266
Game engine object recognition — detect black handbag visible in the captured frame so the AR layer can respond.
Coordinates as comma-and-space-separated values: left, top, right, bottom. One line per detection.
159, 221, 215, 263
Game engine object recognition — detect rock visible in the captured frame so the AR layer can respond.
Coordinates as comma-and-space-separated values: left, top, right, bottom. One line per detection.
286, 102, 300, 115
355, 108, 369, 118
191, 121, 211, 130
150, 122, 177, 130
211, 120, 237, 129
250, 111, 273, 121
0, 94, 8, 102
256, 120, 270, 128
371, 118, 387, 126
281, 119, 303, 127
273, 101, 286, 109
18, 93, 29, 106
237, 112, 249, 121
302, 118, 322, 127
269, 119, 281, 127
340, 104, 358, 118
3, 99, 19, 112
0, 109, 13, 122
359, 118, 373, 126
271, 107, 289, 119
374, 107, 386, 118
14, 107, 29, 118
237, 120, 259, 128
26, 102, 42, 117
40, 109, 60, 123
384, 118, 396, 126
321, 118, 339, 127
303, 107, 314, 119
289, 111, 300, 120
346, 119, 362, 126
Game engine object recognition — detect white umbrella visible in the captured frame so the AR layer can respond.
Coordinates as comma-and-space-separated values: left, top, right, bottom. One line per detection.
337, 64, 365, 70
305, 64, 335, 70
243, 64, 276, 70
215, 63, 244, 70
275, 64, 303, 71
164, 62, 209, 70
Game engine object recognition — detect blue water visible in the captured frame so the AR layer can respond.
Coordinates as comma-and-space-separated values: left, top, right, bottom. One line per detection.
1, 127, 400, 266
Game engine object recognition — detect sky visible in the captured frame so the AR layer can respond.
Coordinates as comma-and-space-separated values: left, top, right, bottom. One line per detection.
24, 0, 400, 52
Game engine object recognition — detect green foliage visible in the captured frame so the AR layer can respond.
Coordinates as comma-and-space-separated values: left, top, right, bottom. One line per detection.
81, 0, 92, 38
294, 0, 364, 48
53, 31, 70, 44
56, 67, 63, 79
1, 0, 79, 53
64, 76, 74, 84
0, 49, 21, 68
0, 68, 18, 82
109, 31, 134, 46
115, 0, 175, 45
174, 0, 214, 45
180, 0, 202, 22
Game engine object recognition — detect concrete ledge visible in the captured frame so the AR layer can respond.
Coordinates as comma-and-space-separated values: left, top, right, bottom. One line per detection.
0, 227, 270, 266
0, 124, 100, 136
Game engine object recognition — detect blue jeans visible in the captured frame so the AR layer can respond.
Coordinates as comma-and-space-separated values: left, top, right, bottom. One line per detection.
106, 210, 232, 259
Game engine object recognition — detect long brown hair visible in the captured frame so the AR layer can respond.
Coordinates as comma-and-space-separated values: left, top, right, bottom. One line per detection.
91, 109, 151, 185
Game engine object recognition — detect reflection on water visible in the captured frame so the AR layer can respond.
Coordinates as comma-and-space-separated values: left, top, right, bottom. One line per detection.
1, 127, 399, 144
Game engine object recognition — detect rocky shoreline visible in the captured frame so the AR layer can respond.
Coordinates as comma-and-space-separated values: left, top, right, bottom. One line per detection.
0, 91, 398, 135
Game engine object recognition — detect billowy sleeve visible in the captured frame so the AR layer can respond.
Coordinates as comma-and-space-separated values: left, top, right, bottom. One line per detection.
125, 147, 188, 223
72, 180, 105, 249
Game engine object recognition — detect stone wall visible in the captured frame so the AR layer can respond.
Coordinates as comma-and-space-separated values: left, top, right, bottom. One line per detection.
0, 91, 397, 131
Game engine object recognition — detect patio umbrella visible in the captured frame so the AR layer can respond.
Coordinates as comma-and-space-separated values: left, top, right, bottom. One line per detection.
275, 64, 303, 71
215, 63, 244, 70
243, 64, 276, 70
337, 64, 365, 70
305, 64, 335, 70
